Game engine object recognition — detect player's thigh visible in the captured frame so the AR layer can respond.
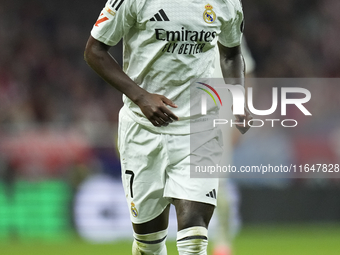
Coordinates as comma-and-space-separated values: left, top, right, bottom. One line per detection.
173, 199, 215, 231
132, 204, 171, 234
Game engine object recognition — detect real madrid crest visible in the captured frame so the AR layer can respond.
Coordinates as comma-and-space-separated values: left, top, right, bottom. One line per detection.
203, 4, 216, 24
131, 202, 138, 217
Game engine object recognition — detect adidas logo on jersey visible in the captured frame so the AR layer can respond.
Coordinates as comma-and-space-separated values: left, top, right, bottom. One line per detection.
108, 0, 125, 11
206, 189, 217, 199
150, 9, 169, 21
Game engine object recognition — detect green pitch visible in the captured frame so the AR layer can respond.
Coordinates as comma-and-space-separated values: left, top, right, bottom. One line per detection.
1, 224, 340, 255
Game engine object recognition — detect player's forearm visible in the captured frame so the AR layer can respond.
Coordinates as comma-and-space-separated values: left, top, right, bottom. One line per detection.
218, 43, 245, 87
220, 54, 245, 86
84, 36, 147, 104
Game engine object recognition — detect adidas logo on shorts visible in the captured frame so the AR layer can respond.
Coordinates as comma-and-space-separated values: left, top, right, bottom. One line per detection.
206, 189, 217, 199
150, 9, 170, 21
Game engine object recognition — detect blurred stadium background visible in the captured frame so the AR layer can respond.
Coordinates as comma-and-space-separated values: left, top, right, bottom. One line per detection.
1, 0, 340, 254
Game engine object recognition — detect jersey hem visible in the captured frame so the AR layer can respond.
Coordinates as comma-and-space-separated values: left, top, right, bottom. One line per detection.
121, 105, 219, 135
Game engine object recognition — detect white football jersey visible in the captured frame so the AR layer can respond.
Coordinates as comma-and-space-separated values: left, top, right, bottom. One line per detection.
91, 0, 243, 134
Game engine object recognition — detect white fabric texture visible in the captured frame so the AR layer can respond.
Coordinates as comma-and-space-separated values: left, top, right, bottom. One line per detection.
177, 226, 208, 255
118, 108, 221, 224
91, 0, 243, 134
133, 229, 168, 255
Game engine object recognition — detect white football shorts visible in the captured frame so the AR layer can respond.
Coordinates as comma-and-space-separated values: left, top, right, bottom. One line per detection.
118, 107, 222, 224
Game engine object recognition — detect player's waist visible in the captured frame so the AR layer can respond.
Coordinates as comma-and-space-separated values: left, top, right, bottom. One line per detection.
120, 104, 218, 135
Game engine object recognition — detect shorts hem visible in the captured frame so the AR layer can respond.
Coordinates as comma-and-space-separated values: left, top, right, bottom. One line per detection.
165, 195, 217, 207
129, 201, 171, 224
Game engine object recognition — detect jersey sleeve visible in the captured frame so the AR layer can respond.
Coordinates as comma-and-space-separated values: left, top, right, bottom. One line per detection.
91, 0, 137, 46
218, 2, 244, 48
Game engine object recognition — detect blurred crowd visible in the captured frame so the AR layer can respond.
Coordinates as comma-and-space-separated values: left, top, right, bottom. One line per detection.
244, 0, 340, 77
0, 0, 339, 126
0, 0, 122, 126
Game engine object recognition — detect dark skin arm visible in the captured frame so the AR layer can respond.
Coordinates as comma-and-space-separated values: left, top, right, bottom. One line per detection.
218, 42, 253, 134
84, 36, 179, 127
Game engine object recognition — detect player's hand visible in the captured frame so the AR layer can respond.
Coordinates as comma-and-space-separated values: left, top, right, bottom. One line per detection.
234, 106, 253, 134
135, 92, 179, 127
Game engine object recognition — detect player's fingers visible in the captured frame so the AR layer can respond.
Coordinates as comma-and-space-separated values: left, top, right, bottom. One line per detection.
149, 116, 162, 127
161, 106, 179, 121
247, 115, 253, 125
158, 116, 169, 126
163, 112, 173, 123
153, 121, 162, 127
236, 125, 248, 134
161, 96, 178, 108
235, 114, 245, 122
245, 110, 253, 126
153, 110, 172, 124
151, 114, 169, 127
235, 115, 246, 132
235, 112, 252, 134
158, 110, 175, 123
